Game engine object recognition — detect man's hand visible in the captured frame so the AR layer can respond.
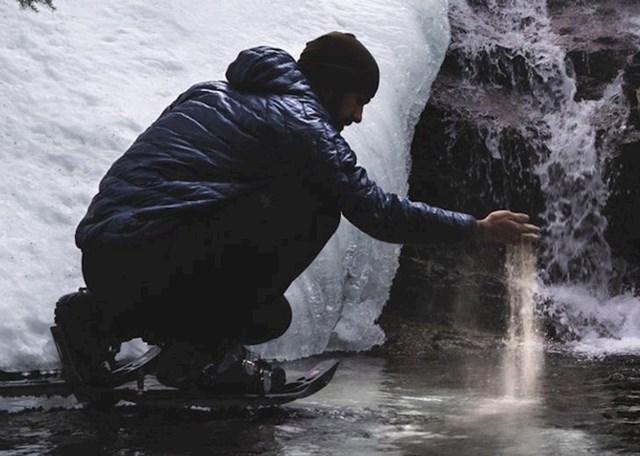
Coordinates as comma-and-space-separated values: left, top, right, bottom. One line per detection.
474, 210, 541, 244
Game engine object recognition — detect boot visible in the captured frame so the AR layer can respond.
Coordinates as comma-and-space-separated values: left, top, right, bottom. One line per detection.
52, 288, 117, 385
155, 340, 286, 395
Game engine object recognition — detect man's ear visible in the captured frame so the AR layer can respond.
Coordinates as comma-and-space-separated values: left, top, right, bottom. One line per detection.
316, 90, 343, 116
317, 89, 341, 105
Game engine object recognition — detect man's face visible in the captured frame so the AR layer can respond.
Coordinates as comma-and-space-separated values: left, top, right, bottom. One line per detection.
333, 93, 370, 131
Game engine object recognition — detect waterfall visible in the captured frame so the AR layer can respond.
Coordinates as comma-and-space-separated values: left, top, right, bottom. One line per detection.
448, 0, 639, 355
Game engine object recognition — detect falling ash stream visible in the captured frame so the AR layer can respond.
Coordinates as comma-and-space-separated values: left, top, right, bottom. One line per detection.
502, 243, 544, 398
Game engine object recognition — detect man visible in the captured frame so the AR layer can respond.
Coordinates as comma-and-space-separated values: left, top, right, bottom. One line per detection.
55, 32, 540, 394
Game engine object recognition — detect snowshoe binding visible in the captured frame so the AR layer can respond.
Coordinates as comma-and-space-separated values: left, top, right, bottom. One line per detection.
155, 341, 286, 396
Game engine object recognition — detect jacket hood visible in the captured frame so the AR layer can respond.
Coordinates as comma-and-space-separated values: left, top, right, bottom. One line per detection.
225, 46, 311, 95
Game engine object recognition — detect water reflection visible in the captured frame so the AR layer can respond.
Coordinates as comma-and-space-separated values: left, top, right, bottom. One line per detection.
1, 351, 639, 455
316, 350, 632, 456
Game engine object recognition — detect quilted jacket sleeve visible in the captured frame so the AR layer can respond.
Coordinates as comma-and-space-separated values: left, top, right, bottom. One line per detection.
286, 109, 477, 245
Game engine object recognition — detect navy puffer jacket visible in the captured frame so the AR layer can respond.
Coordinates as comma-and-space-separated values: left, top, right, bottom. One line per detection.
75, 46, 476, 249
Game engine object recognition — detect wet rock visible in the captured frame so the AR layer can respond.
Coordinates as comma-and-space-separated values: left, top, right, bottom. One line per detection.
608, 372, 625, 382
383, 0, 640, 348
372, 314, 503, 358
549, 0, 640, 100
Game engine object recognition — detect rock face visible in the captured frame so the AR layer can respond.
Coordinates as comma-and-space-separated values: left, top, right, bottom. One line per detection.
549, 0, 640, 272
380, 0, 640, 348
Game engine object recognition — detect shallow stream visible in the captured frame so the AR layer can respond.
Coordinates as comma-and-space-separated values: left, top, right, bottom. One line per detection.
2, 349, 639, 455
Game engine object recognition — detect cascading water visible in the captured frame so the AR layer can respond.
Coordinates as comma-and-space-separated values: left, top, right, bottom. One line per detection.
537, 78, 639, 353
448, 0, 638, 357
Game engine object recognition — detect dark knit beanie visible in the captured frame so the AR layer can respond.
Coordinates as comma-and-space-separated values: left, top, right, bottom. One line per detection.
297, 31, 380, 99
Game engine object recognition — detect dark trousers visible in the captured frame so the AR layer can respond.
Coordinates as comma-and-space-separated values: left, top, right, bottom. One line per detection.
82, 182, 341, 349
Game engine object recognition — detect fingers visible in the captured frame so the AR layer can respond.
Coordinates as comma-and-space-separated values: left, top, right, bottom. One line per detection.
520, 222, 541, 235
508, 223, 541, 244
489, 210, 530, 223
513, 220, 541, 243
510, 212, 530, 224
482, 210, 542, 244
521, 232, 540, 243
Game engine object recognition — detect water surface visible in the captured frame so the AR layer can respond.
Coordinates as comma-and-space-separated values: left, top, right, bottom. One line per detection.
2, 349, 639, 455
